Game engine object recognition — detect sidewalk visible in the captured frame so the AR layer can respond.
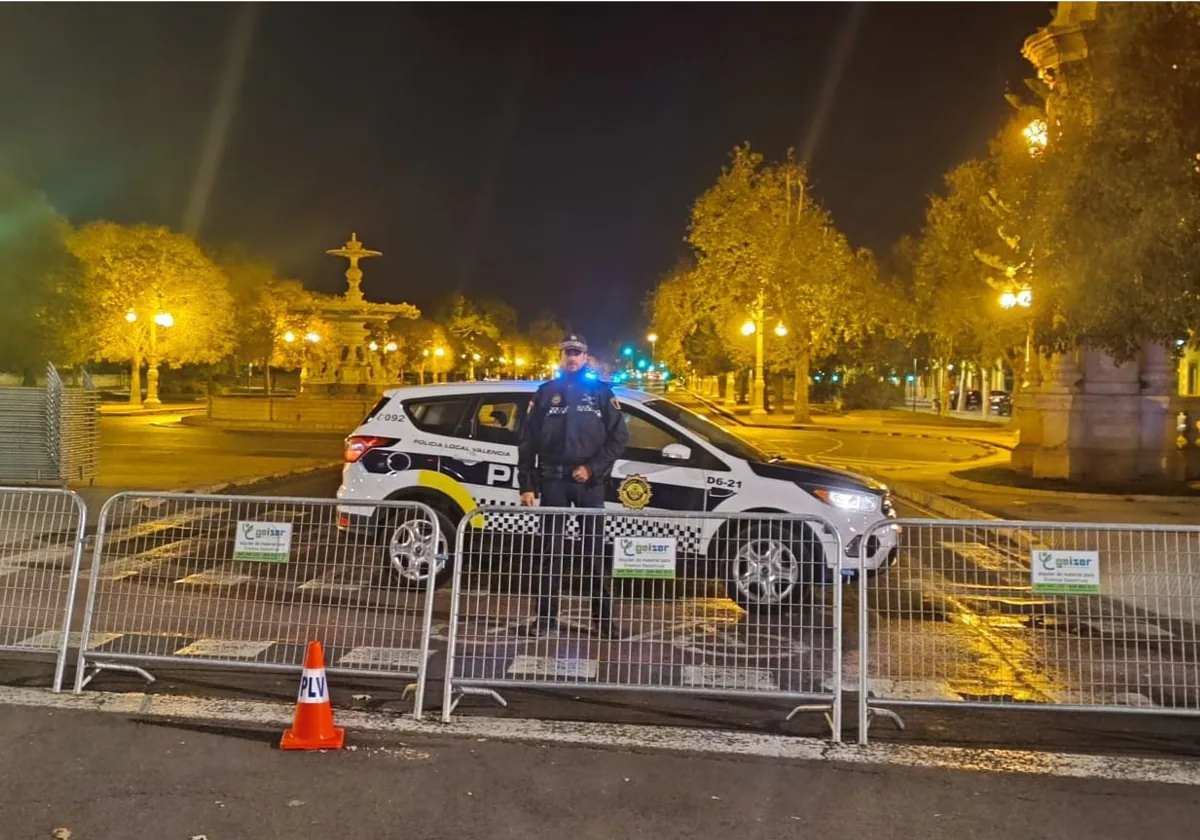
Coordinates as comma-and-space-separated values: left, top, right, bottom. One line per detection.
4, 700, 1197, 840
677, 391, 1016, 450
98, 401, 206, 417
677, 391, 1200, 526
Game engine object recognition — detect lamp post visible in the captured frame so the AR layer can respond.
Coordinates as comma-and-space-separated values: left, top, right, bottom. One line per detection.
742, 293, 768, 415
142, 308, 174, 408
1000, 286, 1034, 388
647, 332, 658, 366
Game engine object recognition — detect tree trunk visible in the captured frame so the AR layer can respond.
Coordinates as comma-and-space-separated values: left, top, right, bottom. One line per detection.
792, 352, 812, 423
129, 351, 142, 406
955, 363, 968, 412
262, 359, 272, 396
981, 361, 992, 418
938, 361, 952, 416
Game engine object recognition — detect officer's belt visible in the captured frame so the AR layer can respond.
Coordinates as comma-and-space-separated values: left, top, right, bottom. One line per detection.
539, 462, 586, 479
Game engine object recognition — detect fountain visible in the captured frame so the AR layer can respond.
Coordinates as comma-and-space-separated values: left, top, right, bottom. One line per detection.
305, 233, 419, 392
203, 233, 420, 430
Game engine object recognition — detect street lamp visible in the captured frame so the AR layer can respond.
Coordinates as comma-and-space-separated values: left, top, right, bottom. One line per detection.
1023, 119, 1048, 156
385, 341, 397, 352
144, 307, 174, 408
774, 322, 788, 337
740, 320, 756, 336
647, 332, 658, 365
304, 332, 320, 343
284, 331, 296, 343
368, 341, 379, 352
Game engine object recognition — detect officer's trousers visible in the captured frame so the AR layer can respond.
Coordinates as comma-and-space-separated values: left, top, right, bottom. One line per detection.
536, 477, 613, 622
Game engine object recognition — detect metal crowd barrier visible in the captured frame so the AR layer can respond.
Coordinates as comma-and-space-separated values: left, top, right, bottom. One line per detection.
74, 491, 442, 714
857, 518, 1200, 744
0, 487, 88, 692
440, 505, 846, 740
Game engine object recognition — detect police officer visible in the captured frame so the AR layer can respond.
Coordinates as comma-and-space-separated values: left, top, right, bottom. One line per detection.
518, 332, 630, 637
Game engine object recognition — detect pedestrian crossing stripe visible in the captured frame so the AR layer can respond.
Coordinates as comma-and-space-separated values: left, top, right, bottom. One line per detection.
337, 647, 429, 669
0, 546, 75, 576
680, 665, 777, 691
13, 630, 123, 651
174, 569, 255, 586
508, 656, 599, 679
297, 579, 364, 595
97, 538, 202, 581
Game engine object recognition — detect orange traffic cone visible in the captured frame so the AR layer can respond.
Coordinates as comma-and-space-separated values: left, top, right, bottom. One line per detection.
281, 640, 345, 751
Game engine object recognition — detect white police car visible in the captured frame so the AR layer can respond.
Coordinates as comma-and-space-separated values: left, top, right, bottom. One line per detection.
337, 380, 897, 608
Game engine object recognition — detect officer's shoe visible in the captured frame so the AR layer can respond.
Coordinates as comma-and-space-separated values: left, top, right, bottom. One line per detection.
520, 617, 558, 638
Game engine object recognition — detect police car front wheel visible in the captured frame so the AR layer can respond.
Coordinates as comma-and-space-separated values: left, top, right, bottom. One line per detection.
724, 522, 817, 608
383, 508, 455, 587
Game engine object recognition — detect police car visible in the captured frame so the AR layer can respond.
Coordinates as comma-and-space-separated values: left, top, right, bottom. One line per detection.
337, 381, 898, 609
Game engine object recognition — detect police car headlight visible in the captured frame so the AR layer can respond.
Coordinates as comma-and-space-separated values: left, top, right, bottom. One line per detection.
812, 488, 879, 513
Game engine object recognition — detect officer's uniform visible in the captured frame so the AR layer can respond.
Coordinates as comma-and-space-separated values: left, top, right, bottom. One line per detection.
517, 336, 630, 635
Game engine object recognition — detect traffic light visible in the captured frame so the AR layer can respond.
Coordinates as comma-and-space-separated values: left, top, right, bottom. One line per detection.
622, 346, 634, 357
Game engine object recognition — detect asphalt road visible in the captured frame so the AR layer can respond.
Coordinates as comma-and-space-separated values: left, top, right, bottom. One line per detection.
95, 413, 344, 490
8, 704, 1199, 840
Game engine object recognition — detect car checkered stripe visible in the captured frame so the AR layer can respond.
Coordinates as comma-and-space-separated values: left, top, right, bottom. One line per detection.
472, 501, 705, 554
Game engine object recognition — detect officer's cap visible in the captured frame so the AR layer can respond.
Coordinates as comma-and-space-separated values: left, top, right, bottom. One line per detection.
559, 333, 588, 353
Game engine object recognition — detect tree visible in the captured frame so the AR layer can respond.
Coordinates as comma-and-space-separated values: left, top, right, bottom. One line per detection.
1027, 2, 1200, 360
686, 145, 881, 421
391, 317, 450, 383
69, 222, 235, 404
0, 177, 85, 383
914, 138, 1041, 415
215, 248, 321, 394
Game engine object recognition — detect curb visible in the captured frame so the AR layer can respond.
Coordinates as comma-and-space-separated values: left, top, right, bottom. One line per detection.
943, 473, 1200, 504
163, 460, 345, 497
887, 481, 1001, 521
98, 405, 206, 418
683, 391, 1013, 453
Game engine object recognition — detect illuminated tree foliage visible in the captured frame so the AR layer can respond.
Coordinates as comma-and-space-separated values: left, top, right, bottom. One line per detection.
1028, 2, 1200, 359
68, 222, 235, 395
0, 177, 84, 383
662, 144, 882, 421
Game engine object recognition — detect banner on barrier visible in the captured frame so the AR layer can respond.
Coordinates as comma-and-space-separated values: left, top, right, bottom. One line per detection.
233, 520, 294, 563
612, 536, 677, 579
1031, 548, 1100, 594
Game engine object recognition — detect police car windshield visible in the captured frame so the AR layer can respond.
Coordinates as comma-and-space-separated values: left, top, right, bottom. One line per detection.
644, 399, 771, 463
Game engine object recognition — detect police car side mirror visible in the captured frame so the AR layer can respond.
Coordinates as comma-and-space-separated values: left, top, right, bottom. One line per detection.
662, 443, 691, 461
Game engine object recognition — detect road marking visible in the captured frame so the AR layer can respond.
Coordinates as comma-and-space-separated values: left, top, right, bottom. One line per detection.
0, 546, 75, 576
12, 630, 123, 650
508, 655, 598, 679
174, 569, 254, 587
174, 639, 274, 659
297, 579, 364, 596
95, 538, 200, 581
680, 665, 777, 691
3, 686, 1200, 786
337, 647, 429, 669
1079, 618, 1175, 641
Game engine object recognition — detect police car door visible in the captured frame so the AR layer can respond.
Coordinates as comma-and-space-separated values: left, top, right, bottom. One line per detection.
609, 406, 709, 517
463, 392, 531, 506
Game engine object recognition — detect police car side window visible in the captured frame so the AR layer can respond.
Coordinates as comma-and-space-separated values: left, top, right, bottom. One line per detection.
405, 397, 472, 438
470, 395, 529, 447
620, 409, 690, 464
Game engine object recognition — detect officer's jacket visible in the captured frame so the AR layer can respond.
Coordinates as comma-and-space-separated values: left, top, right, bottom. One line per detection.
517, 372, 630, 493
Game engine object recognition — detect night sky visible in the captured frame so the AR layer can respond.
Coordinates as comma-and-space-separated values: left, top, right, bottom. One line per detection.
0, 3, 1053, 346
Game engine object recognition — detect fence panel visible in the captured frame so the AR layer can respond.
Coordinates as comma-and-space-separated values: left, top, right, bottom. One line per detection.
74, 492, 442, 709
0, 487, 88, 691
858, 518, 1200, 743
440, 506, 845, 740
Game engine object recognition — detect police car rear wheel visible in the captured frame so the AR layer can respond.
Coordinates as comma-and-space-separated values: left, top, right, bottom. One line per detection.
384, 509, 455, 588
725, 522, 815, 609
